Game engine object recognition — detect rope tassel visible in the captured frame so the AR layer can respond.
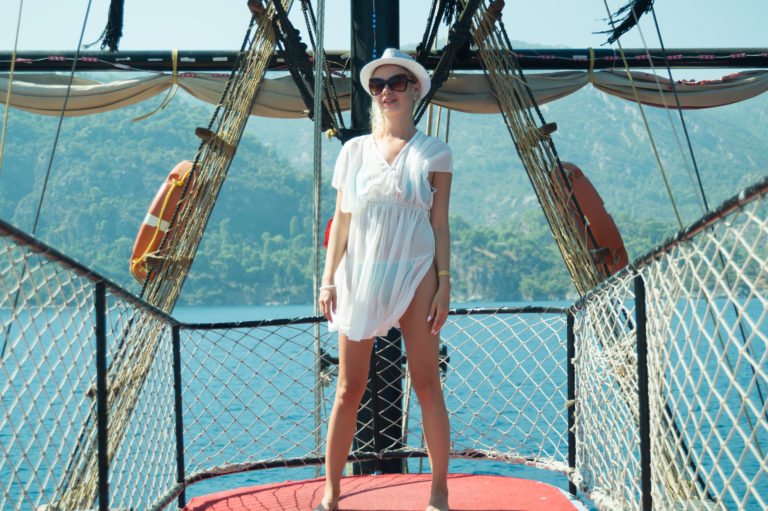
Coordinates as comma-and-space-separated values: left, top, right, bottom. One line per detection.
100, 0, 125, 51
603, 0, 655, 44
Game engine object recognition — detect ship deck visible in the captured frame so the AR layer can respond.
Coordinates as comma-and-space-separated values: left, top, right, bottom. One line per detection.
182, 473, 587, 510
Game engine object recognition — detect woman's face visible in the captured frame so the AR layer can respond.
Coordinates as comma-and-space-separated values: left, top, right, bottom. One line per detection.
371, 64, 418, 115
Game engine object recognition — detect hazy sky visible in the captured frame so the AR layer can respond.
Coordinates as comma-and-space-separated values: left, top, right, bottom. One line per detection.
3, 0, 766, 53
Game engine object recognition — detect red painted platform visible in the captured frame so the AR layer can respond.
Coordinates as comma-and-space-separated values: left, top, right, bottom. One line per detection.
183, 473, 584, 511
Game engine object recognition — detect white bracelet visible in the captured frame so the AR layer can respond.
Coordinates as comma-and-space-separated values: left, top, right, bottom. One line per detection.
319, 285, 336, 291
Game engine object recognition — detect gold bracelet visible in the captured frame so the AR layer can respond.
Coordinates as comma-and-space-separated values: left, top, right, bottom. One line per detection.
437, 271, 450, 277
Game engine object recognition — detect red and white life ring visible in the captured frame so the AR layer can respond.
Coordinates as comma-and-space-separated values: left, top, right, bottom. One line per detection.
557, 161, 628, 277
130, 160, 195, 283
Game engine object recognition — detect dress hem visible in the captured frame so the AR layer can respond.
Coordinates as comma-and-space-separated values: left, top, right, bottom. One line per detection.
328, 260, 433, 342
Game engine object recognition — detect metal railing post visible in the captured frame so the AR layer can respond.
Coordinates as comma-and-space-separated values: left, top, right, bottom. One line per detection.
634, 275, 652, 511
172, 325, 187, 508
566, 311, 577, 497
95, 282, 109, 511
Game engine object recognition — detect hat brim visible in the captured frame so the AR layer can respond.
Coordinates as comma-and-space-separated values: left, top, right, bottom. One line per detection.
360, 56, 431, 101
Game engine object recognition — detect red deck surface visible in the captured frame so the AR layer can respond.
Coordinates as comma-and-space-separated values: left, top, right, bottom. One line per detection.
183, 473, 584, 511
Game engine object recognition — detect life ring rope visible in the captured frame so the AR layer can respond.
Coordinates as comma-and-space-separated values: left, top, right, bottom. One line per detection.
130, 162, 195, 282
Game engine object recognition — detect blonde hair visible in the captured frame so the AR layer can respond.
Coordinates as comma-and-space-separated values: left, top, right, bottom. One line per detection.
368, 67, 420, 135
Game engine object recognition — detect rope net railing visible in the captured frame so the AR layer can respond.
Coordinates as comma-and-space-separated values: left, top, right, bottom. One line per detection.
19, 4, 294, 509
177, 306, 570, 485
1, 173, 766, 510
571, 175, 768, 510
0, 216, 571, 509
0, 219, 179, 510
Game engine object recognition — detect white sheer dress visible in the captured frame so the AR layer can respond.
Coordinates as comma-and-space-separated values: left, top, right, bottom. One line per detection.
329, 130, 452, 341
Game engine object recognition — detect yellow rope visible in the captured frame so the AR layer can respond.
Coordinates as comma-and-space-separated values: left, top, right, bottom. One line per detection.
0, 0, 25, 178
130, 49, 180, 122
602, 0, 683, 230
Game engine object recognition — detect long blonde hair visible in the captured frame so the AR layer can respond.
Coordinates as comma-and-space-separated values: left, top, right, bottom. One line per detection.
368, 67, 420, 135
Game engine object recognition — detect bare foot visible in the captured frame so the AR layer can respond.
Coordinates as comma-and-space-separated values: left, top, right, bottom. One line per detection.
426, 492, 449, 511
312, 499, 338, 511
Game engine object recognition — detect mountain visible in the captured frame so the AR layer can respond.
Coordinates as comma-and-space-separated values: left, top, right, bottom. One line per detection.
1, 71, 766, 305
257, 83, 768, 228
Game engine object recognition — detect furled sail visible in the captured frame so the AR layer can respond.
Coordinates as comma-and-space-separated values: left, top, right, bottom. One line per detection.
2, 69, 767, 117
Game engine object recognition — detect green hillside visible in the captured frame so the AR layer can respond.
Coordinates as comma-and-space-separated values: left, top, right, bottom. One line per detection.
1, 73, 765, 305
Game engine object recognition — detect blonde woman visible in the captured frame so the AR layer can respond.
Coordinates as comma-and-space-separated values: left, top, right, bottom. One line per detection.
316, 48, 452, 511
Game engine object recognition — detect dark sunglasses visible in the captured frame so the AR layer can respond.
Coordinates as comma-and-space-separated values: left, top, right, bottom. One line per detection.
368, 73, 415, 96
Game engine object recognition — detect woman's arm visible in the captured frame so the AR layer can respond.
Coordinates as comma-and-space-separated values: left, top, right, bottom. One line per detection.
319, 190, 350, 320
428, 171, 452, 334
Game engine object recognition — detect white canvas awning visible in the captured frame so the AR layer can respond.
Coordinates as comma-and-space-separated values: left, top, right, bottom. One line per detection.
1, 69, 766, 118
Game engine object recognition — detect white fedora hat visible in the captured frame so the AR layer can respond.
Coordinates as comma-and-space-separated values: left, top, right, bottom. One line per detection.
360, 48, 431, 101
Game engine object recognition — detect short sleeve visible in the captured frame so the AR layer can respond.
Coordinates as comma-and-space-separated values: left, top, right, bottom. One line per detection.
430, 147, 452, 173
423, 137, 452, 174
331, 141, 351, 190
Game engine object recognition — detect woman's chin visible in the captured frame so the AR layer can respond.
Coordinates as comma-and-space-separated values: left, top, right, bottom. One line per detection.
382, 104, 407, 117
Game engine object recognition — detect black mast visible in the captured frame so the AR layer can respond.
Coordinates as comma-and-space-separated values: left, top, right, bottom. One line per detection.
349, 0, 405, 476
349, 1, 400, 132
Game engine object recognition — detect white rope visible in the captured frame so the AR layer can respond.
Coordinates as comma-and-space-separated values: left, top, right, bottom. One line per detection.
628, 7, 706, 214
601, 0, 684, 230
0, 0, 24, 178
33, 0, 95, 234
311, 0, 327, 479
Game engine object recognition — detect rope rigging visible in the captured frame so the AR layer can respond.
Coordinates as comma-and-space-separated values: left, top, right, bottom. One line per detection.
415, 0, 463, 68
309, 0, 328, 480
601, 0, 684, 230
413, 0, 480, 125
33, 1, 95, 235
0, 0, 25, 362
269, 0, 345, 135
53, 4, 295, 508
467, 0, 613, 291
300, 0, 346, 132
640, 4, 768, 431
0, 0, 24, 180
2, 0, 96, 359
486, 1, 702, 493
648, 8, 706, 211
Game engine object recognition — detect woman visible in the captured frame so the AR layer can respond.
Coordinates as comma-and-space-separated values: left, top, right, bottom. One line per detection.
316, 48, 452, 511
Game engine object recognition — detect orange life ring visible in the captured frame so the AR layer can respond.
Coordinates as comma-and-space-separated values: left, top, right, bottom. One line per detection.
130, 160, 195, 283
323, 217, 333, 249
556, 162, 628, 277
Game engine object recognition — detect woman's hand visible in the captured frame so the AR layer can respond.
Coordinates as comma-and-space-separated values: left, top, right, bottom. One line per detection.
428, 284, 450, 336
318, 286, 337, 321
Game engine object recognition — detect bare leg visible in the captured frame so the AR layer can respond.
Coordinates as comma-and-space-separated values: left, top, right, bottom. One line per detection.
400, 270, 451, 511
315, 334, 374, 511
